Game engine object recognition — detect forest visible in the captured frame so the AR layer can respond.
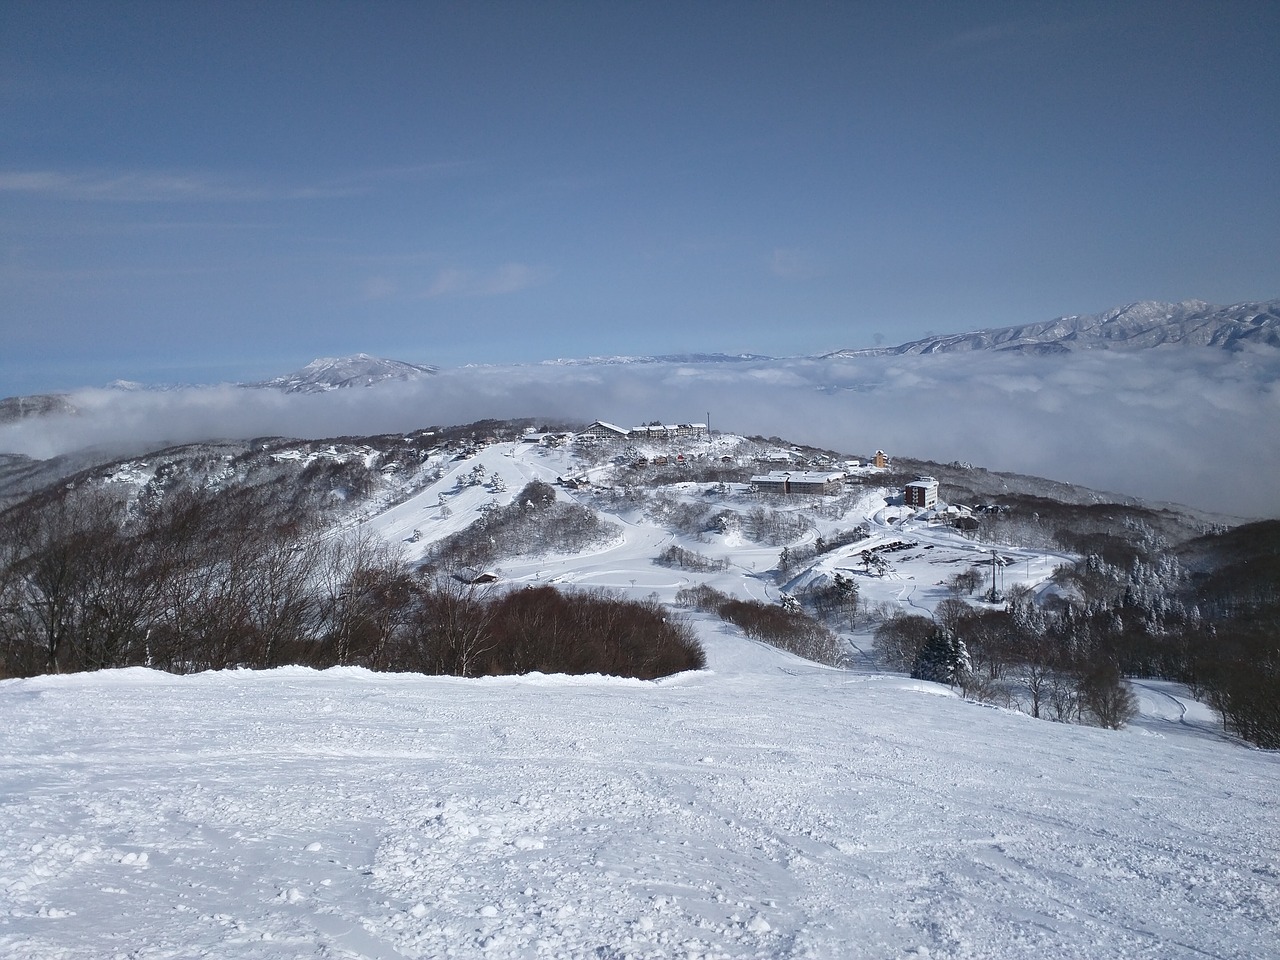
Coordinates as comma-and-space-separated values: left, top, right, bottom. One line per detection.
870, 517, 1280, 745
0, 480, 703, 681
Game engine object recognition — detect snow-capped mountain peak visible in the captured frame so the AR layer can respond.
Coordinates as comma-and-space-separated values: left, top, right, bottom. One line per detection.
257, 353, 439, 393
826, 298, 1280, 358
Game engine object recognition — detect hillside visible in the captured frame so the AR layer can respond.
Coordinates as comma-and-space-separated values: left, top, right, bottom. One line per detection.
4, 295, 1279, 518
1, 425, 1276, 957
0, 393, 77, 425
254, 354, 439, 393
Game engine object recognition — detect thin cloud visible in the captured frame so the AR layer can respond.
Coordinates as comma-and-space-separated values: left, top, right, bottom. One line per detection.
940, 16, 1084, 51
0, 169, 356, 203
423, 262, 548, 299
0, 159, 491, 205
769, 248, 823, 280
335, 161, 486, 186
363, 276, 399, 300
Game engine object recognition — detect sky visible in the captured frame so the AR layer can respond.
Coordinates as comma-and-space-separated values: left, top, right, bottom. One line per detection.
3, 0, 1278, 395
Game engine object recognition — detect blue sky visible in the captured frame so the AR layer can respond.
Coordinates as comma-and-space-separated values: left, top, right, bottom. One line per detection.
3, 0, 1278, 395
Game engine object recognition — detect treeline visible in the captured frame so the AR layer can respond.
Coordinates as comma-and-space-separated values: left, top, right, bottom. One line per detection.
626, 460, 746, 487
0, 485, 702, 680
873, 520, 1280, 744
430, 480, 618, 568
676, 584, 839, 665
1176, 520, 1280, 748
875, 597, 1139, 729
654, 544, 728, 572
645, 496, 814, 546
1054, 532, 1280, 747
0, 484, 394, 675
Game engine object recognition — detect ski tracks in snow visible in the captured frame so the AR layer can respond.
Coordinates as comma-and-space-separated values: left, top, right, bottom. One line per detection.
2, 665, 1278, 959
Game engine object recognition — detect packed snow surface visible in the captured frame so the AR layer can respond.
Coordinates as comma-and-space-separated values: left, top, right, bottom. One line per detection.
2, 644, 1276, 959
2, 439, 1277, 958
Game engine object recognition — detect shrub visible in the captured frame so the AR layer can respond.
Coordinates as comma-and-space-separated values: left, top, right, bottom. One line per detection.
716, 597, 839, 665
481, 586, 706, 679
675, 583, 731, 612
655, 544, 729, 572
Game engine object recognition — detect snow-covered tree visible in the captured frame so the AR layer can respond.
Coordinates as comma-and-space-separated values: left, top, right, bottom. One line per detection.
911, 630, 971, 686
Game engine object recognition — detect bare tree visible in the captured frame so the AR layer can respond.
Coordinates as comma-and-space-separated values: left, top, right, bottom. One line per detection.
404, 571, 496, 677
946, 567, 985, 597
1076, 661, 1138, 729
316, 531, 411, 667
873, 614, 936, 671
957, 608, 1016, 682
933, 597, 972, 642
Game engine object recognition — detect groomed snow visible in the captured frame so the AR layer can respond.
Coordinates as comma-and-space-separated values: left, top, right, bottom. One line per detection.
2, 630, 1276, 959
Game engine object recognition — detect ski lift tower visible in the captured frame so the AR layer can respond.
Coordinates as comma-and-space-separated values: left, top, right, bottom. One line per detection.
987, 549, 1005, 604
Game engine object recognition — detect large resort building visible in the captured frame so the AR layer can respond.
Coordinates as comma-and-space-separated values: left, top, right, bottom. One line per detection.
576, 421, 708, 442
750, 470, 847, 496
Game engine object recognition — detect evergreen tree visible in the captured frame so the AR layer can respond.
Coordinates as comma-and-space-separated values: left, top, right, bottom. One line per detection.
911, 629, 971, 686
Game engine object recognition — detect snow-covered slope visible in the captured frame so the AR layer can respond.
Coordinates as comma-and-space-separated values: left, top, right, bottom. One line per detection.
827, 298, 1280, 357
0, 393, 77, 425
3, 437, 1274, 958
256, 353, 439, 393
2, 638, 1275, 959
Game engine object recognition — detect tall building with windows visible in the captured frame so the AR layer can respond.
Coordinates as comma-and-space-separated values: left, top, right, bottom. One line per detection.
904, 476, 939, 509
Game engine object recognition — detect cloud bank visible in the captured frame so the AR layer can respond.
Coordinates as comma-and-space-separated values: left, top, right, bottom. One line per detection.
3, 348, 1277, 518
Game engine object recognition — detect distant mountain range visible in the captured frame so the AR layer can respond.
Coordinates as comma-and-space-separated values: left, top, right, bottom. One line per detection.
824, 299, 1280, 358
3, 299, 1277, 423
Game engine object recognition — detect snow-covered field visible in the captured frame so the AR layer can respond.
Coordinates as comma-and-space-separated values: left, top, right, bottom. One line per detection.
364, 438, 1070, 624
2, 439, 1276, 959
3, 644, 1276, 959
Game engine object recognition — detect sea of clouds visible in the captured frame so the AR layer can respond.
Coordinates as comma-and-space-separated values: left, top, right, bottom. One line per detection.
3, 346, 1277, 518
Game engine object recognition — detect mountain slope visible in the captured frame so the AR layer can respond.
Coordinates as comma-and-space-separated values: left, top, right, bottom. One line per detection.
256, 353, 439, 393
0, 392, 77, 425
2, 607, 1275, 959
2, 430, 1275, 960
827, 299, 1280, 357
